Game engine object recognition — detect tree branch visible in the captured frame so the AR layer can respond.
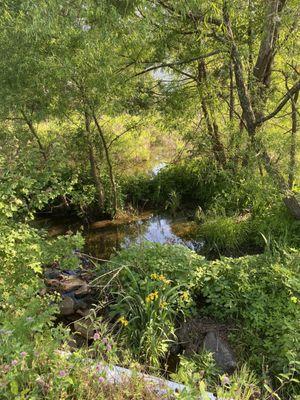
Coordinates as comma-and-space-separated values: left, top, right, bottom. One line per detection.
132, 51, 221, 78
107, 121, 144, 149
256, 80, 300, 124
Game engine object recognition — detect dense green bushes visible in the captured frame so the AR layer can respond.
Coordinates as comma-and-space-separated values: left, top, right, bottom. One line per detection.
123, 160, 229, 210
1, 192, 299, 399
0, 209, 161, 399
193, 249, 300, 377
123, 160, 300, 252
107, 243, 300, 397
108, 244, 199, 368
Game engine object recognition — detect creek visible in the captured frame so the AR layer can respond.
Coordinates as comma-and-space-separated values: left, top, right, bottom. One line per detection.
41, 211, 203, 260
39, 162, 203, 260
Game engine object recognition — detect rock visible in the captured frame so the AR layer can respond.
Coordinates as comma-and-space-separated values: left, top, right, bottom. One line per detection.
60, 276, 87, 292
45, 278, 61, 289
76, 309, 91, 317
74, 319, 95, 339
177, 317, 228, 355
62, 269, 79, 276
44, 268, 61, 279
43, 261, 96, 328
59, 296, 75, 316
203, 331, 236, 373
66, 335, 78, 351
176, 317, 236, 373
93, 363, 216, 399
74, 281, 90, 296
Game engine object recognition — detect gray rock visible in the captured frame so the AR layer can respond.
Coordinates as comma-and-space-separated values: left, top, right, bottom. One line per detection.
176, 317, 229, 355
203, 331, 236, 373
74, 319, 95, 339
59, 296, 75, 315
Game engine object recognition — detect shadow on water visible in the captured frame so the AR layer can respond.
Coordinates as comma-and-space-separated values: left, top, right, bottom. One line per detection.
37, 212, 203, 260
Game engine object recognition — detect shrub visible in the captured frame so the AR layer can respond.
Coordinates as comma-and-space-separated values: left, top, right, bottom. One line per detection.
110, 266, 194, 368
198, 215, 251, 252
110, 242, 203, 285
109, 244, 300, 395
122, 160, 232, 211
192, 248, 300, 397
195, 170, 300, 251
107, 244, 200, 368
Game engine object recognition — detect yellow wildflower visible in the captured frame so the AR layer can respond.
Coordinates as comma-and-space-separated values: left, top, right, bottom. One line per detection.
159, 301, 168, 309
181, 291, 190, 301
117, 316, 129, 326
159, 275, 171, 285
150, 273, 170, 285
146, 291, 159, 303
290, 296, 298, 304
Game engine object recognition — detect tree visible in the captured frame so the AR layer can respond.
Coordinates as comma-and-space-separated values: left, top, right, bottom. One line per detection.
130, 0, 300, 217
0, 0, 149, 217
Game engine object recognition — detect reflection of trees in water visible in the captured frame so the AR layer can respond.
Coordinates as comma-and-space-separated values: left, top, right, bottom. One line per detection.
84, 216, 203, 260
84, 219, 150, 260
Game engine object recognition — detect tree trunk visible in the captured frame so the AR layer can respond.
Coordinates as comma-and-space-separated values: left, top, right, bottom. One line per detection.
92, 114, 118, 217
197, 60, 227, 167
84, 112, 105, 210
288, 92, 298, 189
21, 111, 48, 162
253, 0, 286, 88
252, 0, 287, 118
247, 0, 254, 89
229, 60, 234, 121
223, 0, 300, 219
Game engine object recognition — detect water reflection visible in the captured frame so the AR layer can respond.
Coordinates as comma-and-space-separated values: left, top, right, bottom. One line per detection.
85, 215, 201, 260
152, 162, 166, 176
37, 213, 203, 260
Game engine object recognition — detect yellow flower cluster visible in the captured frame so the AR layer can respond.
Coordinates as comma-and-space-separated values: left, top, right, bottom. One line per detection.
145, 291, 159, 303
159, 301, 167, 309
117, 316, 129, 326
150, 273, 171, 285
180, 291, 190, 301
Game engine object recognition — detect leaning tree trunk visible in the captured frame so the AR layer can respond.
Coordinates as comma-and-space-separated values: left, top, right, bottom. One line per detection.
84, 112, 105, 210
197, 60, 227, 168
223, 0, 300, 219
93, 114, 118, 217
229, 59, 234, 121
288, 92, 298, 189
21, 110, 48, 162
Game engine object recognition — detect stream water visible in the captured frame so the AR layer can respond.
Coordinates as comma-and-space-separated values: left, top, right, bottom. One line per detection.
39, 164, 203, 259
85, 213, 202, 259
41, 212, 202, 260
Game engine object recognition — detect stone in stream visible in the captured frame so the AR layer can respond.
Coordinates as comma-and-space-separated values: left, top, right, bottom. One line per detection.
59, 276, 88, 292
74, 281, 90, 296
59, 292, 89, 315
45, 269, 92, 316
45, 275, 91, 294
59, 296, 75, 316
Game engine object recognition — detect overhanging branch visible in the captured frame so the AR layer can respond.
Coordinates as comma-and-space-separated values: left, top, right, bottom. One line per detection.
132, 51, 221, 78
256, 80, 300, 125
